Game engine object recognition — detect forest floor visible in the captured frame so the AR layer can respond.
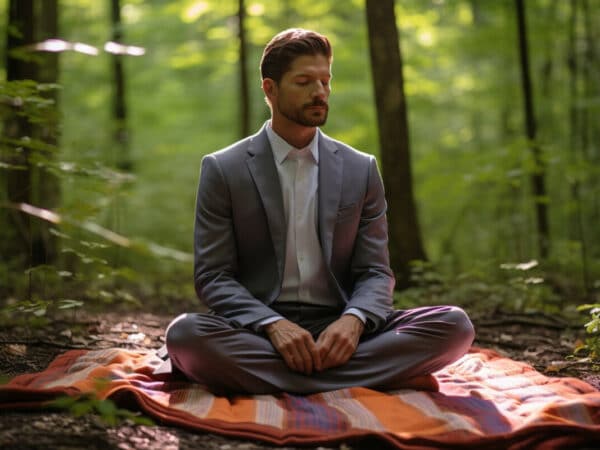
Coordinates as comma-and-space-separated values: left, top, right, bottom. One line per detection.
1, 307, 599, 450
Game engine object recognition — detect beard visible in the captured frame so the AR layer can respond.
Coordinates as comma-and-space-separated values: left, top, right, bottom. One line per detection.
278, 98, 329, 127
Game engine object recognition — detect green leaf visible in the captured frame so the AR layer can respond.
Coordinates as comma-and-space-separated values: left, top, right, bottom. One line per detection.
33, 307, 47, 317
57, 299, 84, 310
95, 399, 118, 417
71, 401, 94, 417
0, 161, 28, 170
49, 395, 79, 409
577, 303, 600, 312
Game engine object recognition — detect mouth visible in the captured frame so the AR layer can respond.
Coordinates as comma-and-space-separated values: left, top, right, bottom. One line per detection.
305, 103, 328, 111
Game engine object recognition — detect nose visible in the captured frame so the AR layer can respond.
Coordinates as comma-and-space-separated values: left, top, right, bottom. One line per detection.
313, 81, 329, 98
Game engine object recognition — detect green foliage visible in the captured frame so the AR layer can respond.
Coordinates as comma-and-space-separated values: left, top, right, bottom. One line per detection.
0, 80, 60, 126
575, 303, 600, 361
49, 379, 154, 426
395, 258, 562, 314
1, 77, 192, 319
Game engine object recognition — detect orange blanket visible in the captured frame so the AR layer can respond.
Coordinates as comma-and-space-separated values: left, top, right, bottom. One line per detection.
2, 347, 599, 449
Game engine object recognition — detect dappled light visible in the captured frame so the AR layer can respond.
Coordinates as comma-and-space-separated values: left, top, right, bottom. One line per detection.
27, 39, 146, 56
31, 38, 99, 55
104, 41, 145, 56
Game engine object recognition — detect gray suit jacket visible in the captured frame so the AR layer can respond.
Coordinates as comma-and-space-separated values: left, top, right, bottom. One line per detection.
193, 124, 395, 333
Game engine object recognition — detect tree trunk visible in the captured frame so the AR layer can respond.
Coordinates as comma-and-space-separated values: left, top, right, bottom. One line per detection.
110, 0, 131, 171
365, 0, 427, 288
2, 0, 35, 269
566, 0, 593, 293
35, 0, 60, 265
237, 0, 250, 137
2, 0, 60, 269
515, 0, 550, 259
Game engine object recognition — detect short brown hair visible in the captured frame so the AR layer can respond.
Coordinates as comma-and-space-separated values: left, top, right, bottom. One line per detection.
260, 28, 332, 83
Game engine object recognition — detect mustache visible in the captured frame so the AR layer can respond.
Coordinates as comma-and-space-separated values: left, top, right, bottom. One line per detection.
304, 100, 328, 108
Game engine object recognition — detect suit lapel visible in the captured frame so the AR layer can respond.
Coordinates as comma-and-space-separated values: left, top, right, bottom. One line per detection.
318, 131, 343, 264
245, 127, 286, 281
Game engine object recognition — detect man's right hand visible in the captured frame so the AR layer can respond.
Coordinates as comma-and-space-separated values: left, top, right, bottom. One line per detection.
264, 319, 322, 375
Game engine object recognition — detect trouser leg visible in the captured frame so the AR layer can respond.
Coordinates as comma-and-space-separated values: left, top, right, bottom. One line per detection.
165, 305, 474, 395
322, 305, 475, 390
165, 312, 315, 394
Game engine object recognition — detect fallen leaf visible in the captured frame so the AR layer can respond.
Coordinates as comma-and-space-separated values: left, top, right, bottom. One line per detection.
127, 332, 146, 344
71, 336, 89, 346
5, 344, 27, 356
60, 329, 72, 339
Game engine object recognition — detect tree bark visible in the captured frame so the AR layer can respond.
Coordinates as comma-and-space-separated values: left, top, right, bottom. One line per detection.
111, 0, 132, 171
515, 0, 550, 259
237, 0, 250, 137
2, 0, 35, 269
365, 0, 427, 288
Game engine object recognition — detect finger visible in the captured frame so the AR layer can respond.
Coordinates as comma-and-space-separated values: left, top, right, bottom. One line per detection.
316, 329, 333, 360
301, 332, 324, 374
296, 340, 313, 374
300, 334, 322, 372
282, 352, 297, 371
318, 342, 332, 367
287, 346, 305, 373
322, 338, 352, 370
272, 337, 303, 373
311, 345, 323, 372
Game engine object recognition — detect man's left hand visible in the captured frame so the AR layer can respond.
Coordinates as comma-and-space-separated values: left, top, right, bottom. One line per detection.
316, 314, 365, 370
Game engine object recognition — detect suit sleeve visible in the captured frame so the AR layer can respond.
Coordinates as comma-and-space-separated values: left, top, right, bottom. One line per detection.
193, 154, 279, 328
345, 156, 395, 332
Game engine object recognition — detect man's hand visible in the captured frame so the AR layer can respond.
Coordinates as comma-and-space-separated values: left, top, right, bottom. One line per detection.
316, 314, 365, 370
265, 319, 322, 374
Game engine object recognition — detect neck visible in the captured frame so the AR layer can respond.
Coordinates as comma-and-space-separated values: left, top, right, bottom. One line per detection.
270, 116, 317, 149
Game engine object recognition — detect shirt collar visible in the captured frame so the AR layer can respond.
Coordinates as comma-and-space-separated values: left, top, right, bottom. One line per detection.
266, 121, 319, 165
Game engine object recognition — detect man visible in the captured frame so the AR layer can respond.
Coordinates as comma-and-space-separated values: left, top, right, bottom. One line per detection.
159, 28, 474, 394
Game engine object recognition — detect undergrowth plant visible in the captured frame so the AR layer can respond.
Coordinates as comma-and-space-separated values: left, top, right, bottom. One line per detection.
49, 378, 154, 426
1, 79, 192, 326
394, 259, 562, 315
575, 303, 600, 361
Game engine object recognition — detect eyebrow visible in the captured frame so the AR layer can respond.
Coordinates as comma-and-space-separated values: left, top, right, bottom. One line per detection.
293, 72, 331, 79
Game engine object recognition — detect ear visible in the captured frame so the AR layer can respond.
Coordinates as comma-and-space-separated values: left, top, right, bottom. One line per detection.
262, 78, 277, 102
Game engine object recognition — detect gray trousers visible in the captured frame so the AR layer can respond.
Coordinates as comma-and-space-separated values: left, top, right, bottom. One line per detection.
162, 304, 474, 395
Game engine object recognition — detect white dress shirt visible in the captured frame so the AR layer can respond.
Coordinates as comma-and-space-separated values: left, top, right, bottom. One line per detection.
257, 123, 366, 329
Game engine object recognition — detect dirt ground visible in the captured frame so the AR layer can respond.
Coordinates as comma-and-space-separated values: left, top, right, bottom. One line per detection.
1, 310, 598, 450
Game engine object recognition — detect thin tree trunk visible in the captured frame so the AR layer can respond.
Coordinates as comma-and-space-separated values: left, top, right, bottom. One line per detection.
567, 0, 581, 240
111, 0, 131, 171
237, 0, 250, 137
515, 0, 550, 259
365, 0, 427, 288
566, 0, 591, 294
35, 0, 60, 265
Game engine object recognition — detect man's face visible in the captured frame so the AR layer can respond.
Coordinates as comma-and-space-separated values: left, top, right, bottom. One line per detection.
268, 54, 331, 128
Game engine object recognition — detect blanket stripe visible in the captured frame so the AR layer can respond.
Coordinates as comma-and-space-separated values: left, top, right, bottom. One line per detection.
2, 347, 599, 449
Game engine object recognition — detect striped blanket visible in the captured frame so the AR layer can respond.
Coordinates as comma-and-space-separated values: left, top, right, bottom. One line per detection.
2, 347, 599, 449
